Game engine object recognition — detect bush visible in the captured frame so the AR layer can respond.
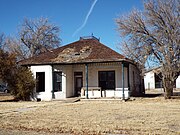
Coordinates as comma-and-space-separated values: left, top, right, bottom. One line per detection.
0, 49, 35, 101
11, 67, 35, 101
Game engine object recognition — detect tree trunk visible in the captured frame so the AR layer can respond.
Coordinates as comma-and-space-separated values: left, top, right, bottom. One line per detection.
163, 78, 174, 99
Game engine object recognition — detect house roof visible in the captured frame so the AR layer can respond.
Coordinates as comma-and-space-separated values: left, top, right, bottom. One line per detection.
144, 66, 162, 74
19, 37, 131, 65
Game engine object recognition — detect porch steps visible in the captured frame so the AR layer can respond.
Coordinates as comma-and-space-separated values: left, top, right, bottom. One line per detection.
52, 97, 81, 103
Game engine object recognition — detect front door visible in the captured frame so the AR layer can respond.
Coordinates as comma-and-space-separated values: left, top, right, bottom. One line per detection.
74, 72, 83, 97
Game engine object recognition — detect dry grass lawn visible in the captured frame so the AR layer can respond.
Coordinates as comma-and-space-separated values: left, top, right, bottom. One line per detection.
0, 93, 14, 101
0, 96, 180, 135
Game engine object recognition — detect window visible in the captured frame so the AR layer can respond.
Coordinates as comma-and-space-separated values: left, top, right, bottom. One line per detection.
36, 72, 45, 92
53, 72, 62, 92
98, 71, 115, 90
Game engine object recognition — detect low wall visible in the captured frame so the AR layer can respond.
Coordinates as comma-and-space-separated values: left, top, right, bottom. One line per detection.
36, 92, 52, 101
83, 88, 129, 99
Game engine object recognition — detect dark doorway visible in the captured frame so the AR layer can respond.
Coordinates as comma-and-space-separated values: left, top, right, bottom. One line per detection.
98, 71, 115, 90
74, 72, 83, 97
155, 73, 163, 88
36, 72, 45, 92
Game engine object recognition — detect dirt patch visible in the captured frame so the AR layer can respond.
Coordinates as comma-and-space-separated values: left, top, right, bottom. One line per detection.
0, 92, 15, 102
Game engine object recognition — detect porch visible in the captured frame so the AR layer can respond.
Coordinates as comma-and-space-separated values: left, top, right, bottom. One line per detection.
31, 61, 138, 101
53, 62, 130, 100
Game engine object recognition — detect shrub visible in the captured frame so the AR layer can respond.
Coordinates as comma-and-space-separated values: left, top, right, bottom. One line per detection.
0, 49, 35, 101
11, 66, 35, 101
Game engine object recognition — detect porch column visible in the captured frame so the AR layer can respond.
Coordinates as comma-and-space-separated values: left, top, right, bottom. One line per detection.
122, 62, 125, 100
85, 63, 89, 99
127, 63, 130, 92
51, 65, 55, 99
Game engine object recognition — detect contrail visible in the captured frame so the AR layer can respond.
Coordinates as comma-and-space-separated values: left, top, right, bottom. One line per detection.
72, 0, 98, 37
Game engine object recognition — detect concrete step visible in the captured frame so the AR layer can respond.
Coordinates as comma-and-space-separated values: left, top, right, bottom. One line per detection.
52, 97, 81, 103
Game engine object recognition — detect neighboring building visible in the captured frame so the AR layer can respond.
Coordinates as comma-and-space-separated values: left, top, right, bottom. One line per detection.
20, 36, 144, 101
177, 76, 180, 88
144, 67, 180, 90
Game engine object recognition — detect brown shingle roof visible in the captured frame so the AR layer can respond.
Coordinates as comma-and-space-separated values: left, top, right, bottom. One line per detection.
19, 38, 128, 65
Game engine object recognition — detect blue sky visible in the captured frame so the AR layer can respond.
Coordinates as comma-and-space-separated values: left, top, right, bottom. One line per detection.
0, 0, 143, 52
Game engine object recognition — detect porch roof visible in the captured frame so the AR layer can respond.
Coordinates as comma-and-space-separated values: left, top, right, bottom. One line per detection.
19, 38, 133, 65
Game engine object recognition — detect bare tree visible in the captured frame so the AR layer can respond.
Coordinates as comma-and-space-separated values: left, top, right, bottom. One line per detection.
4, 37, 29, 60
116, 0, 180, 99
19, 17, 61, 57
0, 33, 5, 49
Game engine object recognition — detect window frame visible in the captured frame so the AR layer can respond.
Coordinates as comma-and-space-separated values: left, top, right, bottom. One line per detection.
98, 71, 115, 90
36, 72, 45, 92
53, 71, 62, 92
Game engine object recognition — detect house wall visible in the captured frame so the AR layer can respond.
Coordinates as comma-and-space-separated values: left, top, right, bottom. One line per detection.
83, 62, 128, 88
31, 65, 53, 101
53, 65, 74, 99
65, 65, 73, 97
55, 62, 130, 98
30, 62, 142, 100
72, 64, 84, 96
129, 64, 143, 96
176, 75, 180, 88
144, 71, 180, 90
144, 71, 155, 90
72, 62, 129, 98
30, 65, 74, 100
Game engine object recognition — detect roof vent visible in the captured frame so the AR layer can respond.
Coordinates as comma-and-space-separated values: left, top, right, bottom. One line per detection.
80, 34, 100, 41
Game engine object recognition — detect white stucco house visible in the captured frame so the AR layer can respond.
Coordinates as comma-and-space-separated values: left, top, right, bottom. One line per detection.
20, 36, 144, 101
144, 67, 180, 90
